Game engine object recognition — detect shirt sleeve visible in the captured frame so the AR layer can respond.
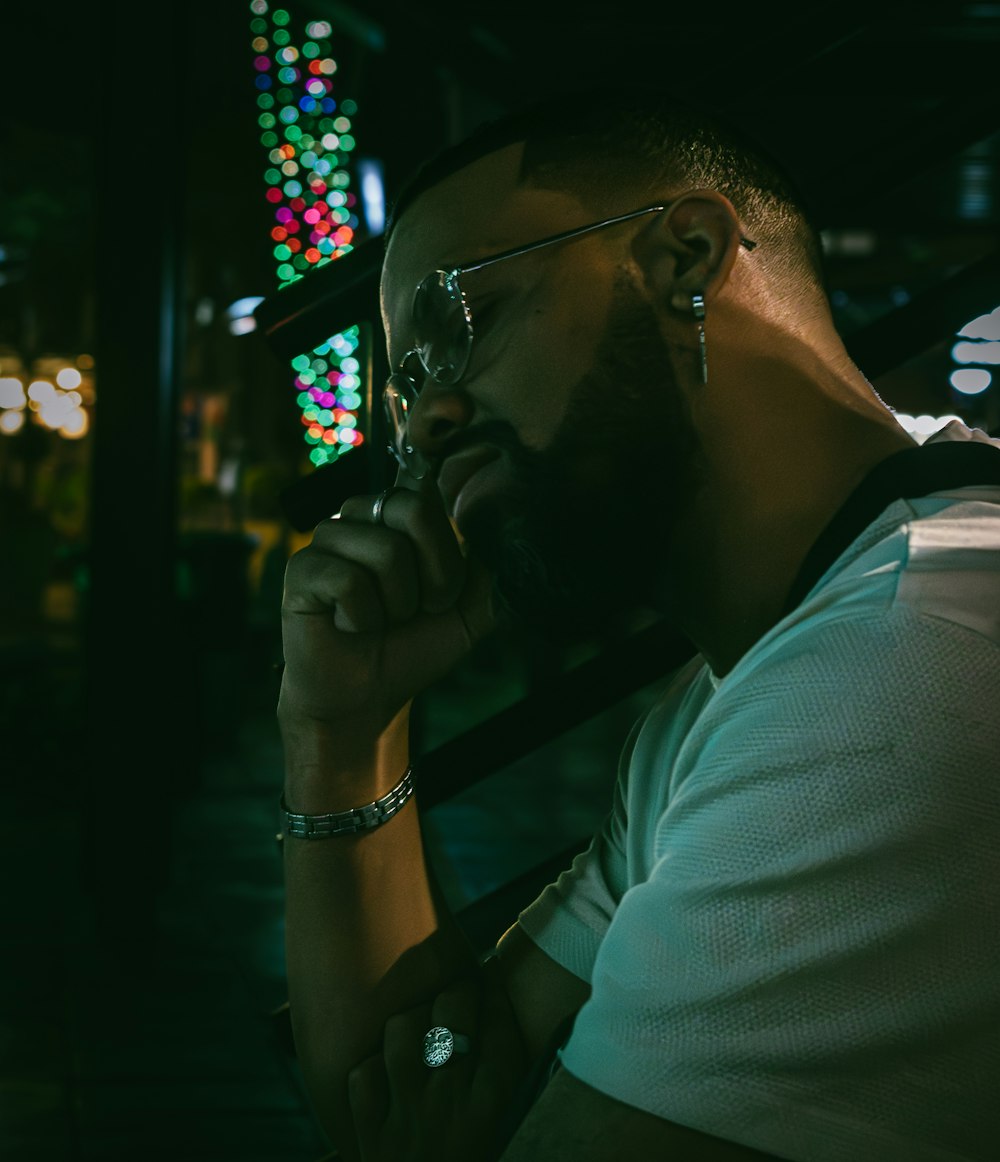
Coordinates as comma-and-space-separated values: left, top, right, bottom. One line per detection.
515, 715, 639, 983
560, 607, 1000, 1162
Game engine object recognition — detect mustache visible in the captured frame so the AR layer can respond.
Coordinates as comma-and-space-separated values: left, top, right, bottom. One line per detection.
432, 418, 536, 472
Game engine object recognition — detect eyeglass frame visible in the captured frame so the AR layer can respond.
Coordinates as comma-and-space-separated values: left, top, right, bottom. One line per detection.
383, 200, 758, 474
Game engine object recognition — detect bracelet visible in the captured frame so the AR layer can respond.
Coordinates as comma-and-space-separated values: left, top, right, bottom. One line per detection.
279, 767, 415, 839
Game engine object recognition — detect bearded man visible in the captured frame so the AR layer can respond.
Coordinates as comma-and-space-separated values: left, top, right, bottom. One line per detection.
276, 88, 1000, 1161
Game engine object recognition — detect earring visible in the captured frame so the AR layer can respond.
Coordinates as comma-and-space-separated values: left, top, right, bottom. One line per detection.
691, 294, 708, 385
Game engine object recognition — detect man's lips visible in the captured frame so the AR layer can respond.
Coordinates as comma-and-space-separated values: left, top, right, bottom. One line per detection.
435, 445, 502, 516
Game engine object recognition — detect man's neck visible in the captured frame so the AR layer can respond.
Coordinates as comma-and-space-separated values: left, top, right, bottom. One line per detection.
663, 404, 915, 677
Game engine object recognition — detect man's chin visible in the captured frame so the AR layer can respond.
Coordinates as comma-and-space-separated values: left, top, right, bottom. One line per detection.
486, 535, 644, 647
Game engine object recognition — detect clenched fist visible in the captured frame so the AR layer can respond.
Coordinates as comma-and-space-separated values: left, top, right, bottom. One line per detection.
277, 475, 495, 788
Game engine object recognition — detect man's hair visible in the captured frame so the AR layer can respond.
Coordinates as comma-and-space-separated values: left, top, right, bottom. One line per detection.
385, 86, 827, 299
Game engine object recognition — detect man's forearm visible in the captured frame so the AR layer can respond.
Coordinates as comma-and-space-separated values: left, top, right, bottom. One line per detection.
283, 771, 478, 1156
276, 475, 501, 1156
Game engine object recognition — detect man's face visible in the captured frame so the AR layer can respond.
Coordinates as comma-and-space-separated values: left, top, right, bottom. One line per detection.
381, 145, 703, 641
452, 273, 704, 641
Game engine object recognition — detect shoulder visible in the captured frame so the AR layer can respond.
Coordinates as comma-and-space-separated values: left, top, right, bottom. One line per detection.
894, 491, 1000, 642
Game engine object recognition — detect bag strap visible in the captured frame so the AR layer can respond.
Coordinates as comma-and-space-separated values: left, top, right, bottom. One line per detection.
782, 439, 1000, 618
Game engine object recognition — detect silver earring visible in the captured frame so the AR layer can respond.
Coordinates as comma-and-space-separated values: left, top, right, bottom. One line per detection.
692, 294, 708, 384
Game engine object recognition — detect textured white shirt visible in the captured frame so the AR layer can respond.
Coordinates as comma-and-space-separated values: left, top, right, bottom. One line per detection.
519, 423, 1000, 1161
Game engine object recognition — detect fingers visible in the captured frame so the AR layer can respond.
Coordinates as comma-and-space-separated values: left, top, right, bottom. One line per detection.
371, 976, 525, 1162
338, 487, 467, 616
282, 541, 392, 633
382, 1002, 434, 1108
429, 974, 481, 1055
309, 520, 422, 628
283, 482, 465, 634
381, 975, 480, 1101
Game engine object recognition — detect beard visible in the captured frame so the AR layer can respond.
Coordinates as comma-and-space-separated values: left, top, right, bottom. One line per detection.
453, 273, 705, 645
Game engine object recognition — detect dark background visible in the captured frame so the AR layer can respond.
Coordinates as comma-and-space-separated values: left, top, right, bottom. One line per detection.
0, 1, 998, 1158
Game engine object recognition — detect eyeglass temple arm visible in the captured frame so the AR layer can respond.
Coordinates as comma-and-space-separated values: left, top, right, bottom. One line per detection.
458, 205, 665, 273
459, 204, 755, 275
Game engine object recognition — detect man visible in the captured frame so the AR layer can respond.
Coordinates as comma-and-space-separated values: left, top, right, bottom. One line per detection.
277, 88, 1000, 1160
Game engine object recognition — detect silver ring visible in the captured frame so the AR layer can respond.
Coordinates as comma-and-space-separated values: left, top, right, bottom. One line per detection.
422, 1025, 472, 1068
371, 487, 396, 526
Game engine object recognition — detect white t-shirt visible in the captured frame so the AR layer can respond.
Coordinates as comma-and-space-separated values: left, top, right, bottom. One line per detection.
519, 423, 1000, 1161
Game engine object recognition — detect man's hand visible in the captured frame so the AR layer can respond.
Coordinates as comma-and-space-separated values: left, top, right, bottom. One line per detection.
347, 973, 528, 1162
278, 474, 494, 780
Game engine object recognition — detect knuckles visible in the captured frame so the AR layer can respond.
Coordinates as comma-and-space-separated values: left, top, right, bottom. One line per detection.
383, 1009, 421, 1044
340, 487, 449, 544
281, 490, 471, 626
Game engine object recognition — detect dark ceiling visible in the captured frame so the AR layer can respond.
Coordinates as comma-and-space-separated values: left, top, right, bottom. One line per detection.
337, 0, 1000, 202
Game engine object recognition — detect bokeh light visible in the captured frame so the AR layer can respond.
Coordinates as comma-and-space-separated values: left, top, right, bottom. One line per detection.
250, 0, 365, 464
950, 368, 992, 395
56, 367, 82, 390
894, 413, 964, 442
0, 377, 26, 409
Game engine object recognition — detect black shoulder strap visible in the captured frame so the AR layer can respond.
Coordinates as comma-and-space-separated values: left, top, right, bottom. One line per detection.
782, 439, 1000, 618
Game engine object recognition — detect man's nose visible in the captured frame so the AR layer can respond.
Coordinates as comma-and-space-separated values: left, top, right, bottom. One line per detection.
406, 382, 475, 459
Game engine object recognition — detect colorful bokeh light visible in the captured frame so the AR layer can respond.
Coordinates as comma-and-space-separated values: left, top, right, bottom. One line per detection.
250, 0, 365, 466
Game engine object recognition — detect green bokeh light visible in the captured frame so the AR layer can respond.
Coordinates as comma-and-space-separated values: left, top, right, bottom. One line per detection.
251, 5, 364, 471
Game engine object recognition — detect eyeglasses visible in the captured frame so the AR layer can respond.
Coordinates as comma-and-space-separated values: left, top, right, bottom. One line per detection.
383, 201, 757, 476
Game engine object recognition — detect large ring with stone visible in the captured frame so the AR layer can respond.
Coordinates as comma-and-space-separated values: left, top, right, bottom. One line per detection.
422, 1025, 472, 1068
371, 487, 396, 526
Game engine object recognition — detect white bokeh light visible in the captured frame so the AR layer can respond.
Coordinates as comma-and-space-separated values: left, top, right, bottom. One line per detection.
0, 377, 26, 408
950, 368, 992, 395
958, 307, 1000, 341
894, 414, 964, 443
56, 367, 82, 390
0, 409, 25, 434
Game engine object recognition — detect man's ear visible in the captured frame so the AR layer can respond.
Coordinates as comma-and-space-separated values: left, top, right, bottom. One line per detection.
630, 190, 744, 310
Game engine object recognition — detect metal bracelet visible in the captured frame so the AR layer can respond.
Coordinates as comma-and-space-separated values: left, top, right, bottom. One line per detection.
279, 767, 415, 838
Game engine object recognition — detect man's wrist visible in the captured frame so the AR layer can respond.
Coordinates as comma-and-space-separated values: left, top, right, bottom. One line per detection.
280, 767, 415, 838
279, 704, 412, 813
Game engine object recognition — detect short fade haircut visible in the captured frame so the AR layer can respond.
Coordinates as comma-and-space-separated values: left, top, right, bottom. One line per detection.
385, 85, 827, 300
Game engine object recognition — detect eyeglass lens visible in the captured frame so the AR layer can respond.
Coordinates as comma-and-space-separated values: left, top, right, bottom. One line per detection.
412, 270, 473, 386
383, 271, 473, 473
